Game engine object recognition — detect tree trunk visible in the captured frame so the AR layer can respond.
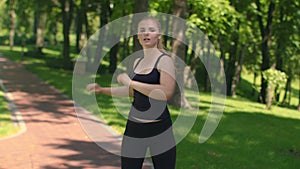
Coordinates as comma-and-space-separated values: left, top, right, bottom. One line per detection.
169, 0, 191, 109
189, 41, 201, 72
282, 77, 292, 106
9, 0, 16, 51
226, 21, 240, 96
132, 0, 149, 52
219, 37, 226, 81
83, 1, 92, 69
122, 36, 130, 60
197, 36, 206, 91
109, 36, 119, 73
49, 22, 58, 45
275, 6, 284, 72
36, 11, 47, 57
298, 74, 300, 111
204, 42, 211, 92
83, 2, 90, 39
256, 0, 275, 103
188, 39, 196, 66
265, 84, 273, 109
108, 8, 119, 74
124, 0, 149, 74
274, 6, 285, 102
163, 10, 171, 49
33, 5, 38, 38
75, 0, 84, 53
93, 0, 110, 71
232, 45, 245, 97
61, 0, 74, 70
252, 72, 258, 96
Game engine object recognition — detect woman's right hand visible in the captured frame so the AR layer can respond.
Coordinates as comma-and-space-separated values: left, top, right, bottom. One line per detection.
86, 83, 102, 94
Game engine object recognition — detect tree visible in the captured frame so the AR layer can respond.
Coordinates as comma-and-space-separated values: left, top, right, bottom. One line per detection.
231, 44, 246, 97
230, 0, 257, 97
218, 2, 239, 96
93, 0, 110, 70
75, 0, 85, 53
298, 74, 300, 111
132, 0, 149, 52
187, 0, 238, 95
169, 0, 191, 108
262, 65, 287, 109
35, 0, 48, 57
255, 0, 276, 103
15, 0, 32, 57
111, 0, 134, 61
8, 0, 16, 50
45, 1, 61, 46
120, 0, 149, 74
60, 0, 74, 70
273, 1, 300, 108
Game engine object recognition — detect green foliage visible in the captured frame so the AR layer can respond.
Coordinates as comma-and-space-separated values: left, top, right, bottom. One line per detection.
0, 0, 298, 83
0, 0, 9, 31
188, 0, 239, 38
150, 0, 172, 13
262, 67, 288, 109
110, 0, 134, 19
262, 68, 288, 91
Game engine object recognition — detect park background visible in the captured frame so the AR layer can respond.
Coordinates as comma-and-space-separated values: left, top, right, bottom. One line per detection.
0, 0, 299, 169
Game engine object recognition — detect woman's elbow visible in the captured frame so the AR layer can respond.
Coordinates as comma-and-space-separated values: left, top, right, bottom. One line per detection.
165, 88, 175, 100
150, 88, 173, 101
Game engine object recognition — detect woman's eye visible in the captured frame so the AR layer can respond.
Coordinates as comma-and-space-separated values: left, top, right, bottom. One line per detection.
149, 28, 156, 32
138, 27, 157, 33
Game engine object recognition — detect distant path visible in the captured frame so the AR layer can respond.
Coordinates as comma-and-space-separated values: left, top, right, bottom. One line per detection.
0, 56, 152, 169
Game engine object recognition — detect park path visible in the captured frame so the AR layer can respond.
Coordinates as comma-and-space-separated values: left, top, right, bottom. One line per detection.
0, 55, 152, 169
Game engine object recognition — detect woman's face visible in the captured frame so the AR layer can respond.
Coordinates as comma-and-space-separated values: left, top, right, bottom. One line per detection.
137, 19, 161, 49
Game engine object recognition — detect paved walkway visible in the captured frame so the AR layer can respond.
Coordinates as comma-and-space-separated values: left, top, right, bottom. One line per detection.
0, 56, 152, 169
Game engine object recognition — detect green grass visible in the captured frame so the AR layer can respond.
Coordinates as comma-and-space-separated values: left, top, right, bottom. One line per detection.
0, 89, 20, 138
0, 45, 300, 168
176, 93, 300, 169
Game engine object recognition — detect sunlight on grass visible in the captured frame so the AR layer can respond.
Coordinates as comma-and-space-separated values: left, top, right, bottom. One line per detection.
42, 48, 61, 57
224, 96, 300, 120
0, 90, 19, 138
1, 45, 299, 169
290, 79, 299, 106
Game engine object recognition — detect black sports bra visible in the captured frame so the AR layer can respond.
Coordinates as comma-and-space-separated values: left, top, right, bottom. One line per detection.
131, 54, 164, 83
129, 54, 171, 121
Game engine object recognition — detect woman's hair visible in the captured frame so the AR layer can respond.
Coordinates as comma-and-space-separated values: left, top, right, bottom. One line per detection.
138, 17, 168, 54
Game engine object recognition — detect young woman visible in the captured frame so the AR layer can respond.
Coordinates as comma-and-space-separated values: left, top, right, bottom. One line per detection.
86, 17, 176, 169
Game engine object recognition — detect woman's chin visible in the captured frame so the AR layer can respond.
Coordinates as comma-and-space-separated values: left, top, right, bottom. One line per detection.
142, 44, 156, 49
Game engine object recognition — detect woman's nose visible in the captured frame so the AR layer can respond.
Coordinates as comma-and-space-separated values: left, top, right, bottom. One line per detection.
142, 31, 149, 35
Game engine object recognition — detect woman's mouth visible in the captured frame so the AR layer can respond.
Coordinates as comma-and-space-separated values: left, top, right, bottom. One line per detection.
144, 38, 151, 42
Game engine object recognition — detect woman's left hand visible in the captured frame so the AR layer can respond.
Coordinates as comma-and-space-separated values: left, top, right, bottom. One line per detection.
117, 73, 132, 87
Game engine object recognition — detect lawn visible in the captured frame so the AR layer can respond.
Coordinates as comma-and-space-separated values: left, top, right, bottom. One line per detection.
0, 45, 299, 168
0, 88, 20, 138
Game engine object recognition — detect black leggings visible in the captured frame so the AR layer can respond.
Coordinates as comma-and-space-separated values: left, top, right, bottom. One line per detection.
121, 119, 176, 169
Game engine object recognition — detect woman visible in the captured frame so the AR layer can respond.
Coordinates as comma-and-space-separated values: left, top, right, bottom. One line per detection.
86, 17, 176, 169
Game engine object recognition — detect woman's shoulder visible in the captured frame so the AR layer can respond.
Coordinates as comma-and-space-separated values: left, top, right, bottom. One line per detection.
160, 53, 173, 62
157, 53, 175, 71
160, 51, 171, 57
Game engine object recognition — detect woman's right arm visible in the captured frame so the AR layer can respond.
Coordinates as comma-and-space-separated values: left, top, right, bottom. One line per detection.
86, 83, 133, 97
86, 58, 141, 97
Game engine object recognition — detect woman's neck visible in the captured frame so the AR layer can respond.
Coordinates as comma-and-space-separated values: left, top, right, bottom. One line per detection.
143, 48, 162, 59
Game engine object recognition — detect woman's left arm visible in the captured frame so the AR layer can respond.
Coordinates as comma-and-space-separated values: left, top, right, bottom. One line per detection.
117, 56, 176, 101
